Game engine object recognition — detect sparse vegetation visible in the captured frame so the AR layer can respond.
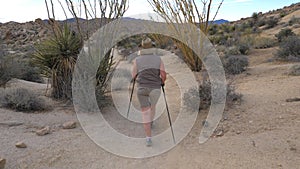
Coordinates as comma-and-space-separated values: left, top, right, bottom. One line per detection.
288, 64, 300, 76
0, 88, 48, 112
0, 57, 43, 86
224, 55, 249, 75
275, 28, 295, 42
265, 17, 279, 29
253, 36, 276, 49
238, 44, 250, 55
277, 36, 300, 61
183, 80, 242, 111
225, 46, 240, 55
289, 16, 300, 26
252, 12, 259, 20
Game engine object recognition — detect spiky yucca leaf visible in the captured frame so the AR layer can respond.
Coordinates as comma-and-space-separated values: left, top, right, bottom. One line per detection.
33, 24, 82, 99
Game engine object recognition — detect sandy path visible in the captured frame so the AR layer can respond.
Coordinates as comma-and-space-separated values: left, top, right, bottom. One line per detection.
0, 51, 299, 168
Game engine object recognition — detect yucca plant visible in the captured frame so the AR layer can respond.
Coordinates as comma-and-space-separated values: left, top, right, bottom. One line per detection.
33, 24, 82, 99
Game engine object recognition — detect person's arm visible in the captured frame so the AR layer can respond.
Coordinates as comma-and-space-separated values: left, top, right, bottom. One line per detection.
160, 61, 166, 85
132, 59, 138, 80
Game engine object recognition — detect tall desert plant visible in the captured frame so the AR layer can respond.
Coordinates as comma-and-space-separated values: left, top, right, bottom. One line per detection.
39, 0, 128, 100
148, 0, 224, 71
33, 24, 82, 99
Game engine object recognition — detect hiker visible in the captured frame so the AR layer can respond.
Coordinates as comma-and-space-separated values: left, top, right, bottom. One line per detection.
131, 37, 167, 146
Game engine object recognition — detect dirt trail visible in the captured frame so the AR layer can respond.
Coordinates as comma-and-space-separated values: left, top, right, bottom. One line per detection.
0, 51, 300, 168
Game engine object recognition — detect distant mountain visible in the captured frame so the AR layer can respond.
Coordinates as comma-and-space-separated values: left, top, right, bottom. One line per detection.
42, 17, 86, 23
210, 19, 229, 25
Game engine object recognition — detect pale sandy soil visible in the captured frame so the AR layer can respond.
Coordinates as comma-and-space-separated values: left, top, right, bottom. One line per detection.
0, 49, 299, 169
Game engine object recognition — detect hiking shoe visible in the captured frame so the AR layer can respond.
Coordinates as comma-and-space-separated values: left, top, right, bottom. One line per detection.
146, 139, 152, 147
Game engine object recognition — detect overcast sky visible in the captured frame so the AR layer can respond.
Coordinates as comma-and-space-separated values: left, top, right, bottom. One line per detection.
0, 0, 299, 23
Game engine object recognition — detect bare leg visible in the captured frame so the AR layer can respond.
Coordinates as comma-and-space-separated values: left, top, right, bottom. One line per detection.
150, 105, 156, 122
141, 107, 151, 137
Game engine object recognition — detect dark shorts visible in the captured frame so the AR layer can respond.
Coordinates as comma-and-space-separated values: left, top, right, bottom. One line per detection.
137, 87, 161, 108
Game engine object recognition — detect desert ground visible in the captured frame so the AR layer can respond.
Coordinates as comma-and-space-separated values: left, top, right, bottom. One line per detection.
0, 46, 299, 169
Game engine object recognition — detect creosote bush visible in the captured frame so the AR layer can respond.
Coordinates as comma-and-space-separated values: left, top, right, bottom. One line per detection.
277, 36, 300, 61
238, 44, 250, 55
0, 88, 48, 112
224, 55, 249, 75
275, 28, 295, 42
288, 64, 300, 76
183, 80, 242, 111
0, 57, 43, 86
265, 17, 279, 29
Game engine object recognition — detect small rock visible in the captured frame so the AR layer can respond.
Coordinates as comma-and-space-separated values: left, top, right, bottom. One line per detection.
0, 158, 6, 169
236, 131, 242, 135
15, 142, 27, 148
286, 98, 300, 102
36, 126, 50, 136
62, 121, 77, 129
216, 130, 224, 137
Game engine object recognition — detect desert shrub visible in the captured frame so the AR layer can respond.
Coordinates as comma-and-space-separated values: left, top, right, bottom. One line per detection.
238, 43, 250, 55
277, 36, 300, 61
280, 11, 287, 18
183, 80, 242, 111
289, 16, 300, 26
209, 35, 225, 45
21, 65, 43, 83
0, 88, 48, 112
208, 24, 219, 35
288, 64, 300, 76
225, 46, 240, 55
224, 55, 249, 75
252, 12, 258, 20
257, 18, 266, 27
275, 28, 295, 42
253, 37, 276, 49
265, 17, 279, 29
237, 22, 252, 32
0, 57, 42, 86
220, 24, 235, 33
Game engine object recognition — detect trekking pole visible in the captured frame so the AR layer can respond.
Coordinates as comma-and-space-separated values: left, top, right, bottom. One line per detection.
127, 77, 136, 118
161, 84, 176, 144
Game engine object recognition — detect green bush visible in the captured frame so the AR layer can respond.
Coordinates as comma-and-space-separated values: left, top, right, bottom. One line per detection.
275, 28, 295, 42
224, 55, 249, 75
277, 36, 300, 61
252, 12, 258, 20
0, 88, 48, 112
